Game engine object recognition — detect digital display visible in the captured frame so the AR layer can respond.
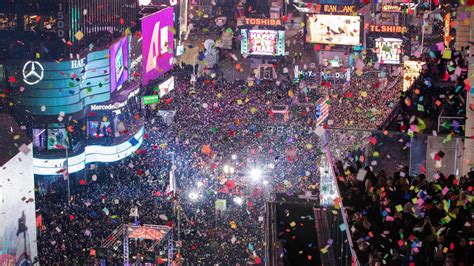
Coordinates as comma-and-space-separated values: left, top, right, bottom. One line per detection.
34, 127, 145, 175
159, 77, 175, 97
110, 37, 129, 92
403, 61, 425, 91
141, 7, 174, 85
306, 14, 361, 45
6, 49, 111, 115
47, 127, 69, 150
375, 38, 403, 64
241, 29, 285, 56
89, 121, 113, 137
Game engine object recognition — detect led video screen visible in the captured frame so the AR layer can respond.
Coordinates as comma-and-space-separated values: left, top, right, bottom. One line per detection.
306, 14, 361, 45
47, 127, 69, 150
375, 38, 403, 64
141, 7, 175, 85
110, 37, 129, 92
88, 121, 112, 137
240, 29, 285, 56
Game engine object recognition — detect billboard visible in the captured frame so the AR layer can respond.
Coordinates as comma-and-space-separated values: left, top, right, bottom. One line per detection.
33, 126, 145, 175
306, 14, 361, 45
159, 77, 175, 97
0, 144, 38, 265
375, 38, 403, 64
141, 7, 175, 85
110, 37, 129, 92
403, 61, 425, 91
6, 49, 111, 115
241, 29, 285, 56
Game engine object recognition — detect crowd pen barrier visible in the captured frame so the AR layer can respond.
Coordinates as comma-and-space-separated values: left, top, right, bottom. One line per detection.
322, 129, 360, 266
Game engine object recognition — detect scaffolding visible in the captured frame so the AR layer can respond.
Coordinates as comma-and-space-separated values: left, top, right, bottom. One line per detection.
102, 224, 173, 265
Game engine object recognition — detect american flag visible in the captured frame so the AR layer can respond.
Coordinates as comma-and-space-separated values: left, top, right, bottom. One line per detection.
315, 96, 330, 127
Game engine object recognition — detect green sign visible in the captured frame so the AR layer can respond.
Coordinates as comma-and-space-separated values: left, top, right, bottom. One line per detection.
143, 95, 159, 105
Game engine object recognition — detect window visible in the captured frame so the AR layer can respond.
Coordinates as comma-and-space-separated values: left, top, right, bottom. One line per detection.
43, 16, 58, 31
24, 15, 39, 31
0, 13, 17, 30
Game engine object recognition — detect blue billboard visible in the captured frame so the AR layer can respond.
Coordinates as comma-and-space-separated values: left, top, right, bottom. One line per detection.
7, 49, 111, 115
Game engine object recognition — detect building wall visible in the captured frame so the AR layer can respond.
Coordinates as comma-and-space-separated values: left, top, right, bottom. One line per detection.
466, 12, 474, 175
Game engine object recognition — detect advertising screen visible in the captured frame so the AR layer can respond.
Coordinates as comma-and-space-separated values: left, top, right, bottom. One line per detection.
110, 37, 129, 92
403, 61, 425, 91
375, 38, 403, 64
241, 29, 285, 56
6, 49, 111, 115
0, 144, 38, 265
141, 7, 175, 85
306, 14, 361, 45
159, 77, 175, 97
47, 127, 69, 150
88, 121, 113, 137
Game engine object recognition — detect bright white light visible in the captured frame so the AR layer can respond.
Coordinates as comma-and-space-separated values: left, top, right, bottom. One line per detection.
229, 166, 235, 174
188, 192, 199, 201
197, 181, 204, 188
139, 0, 152, 6
263, 180, 269, 185
231, 154, 238, 160
233, 196, 243, 205
223, 165, 230, 173
249, 168, 263, 181
267, 163, 275, 169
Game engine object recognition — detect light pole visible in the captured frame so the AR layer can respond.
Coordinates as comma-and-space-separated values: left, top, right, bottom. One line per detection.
65, 145, 70, 206
167, 151, 181, 259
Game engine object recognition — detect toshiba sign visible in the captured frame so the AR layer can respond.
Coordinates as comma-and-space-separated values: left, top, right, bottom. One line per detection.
244, 17, 282, 26
369, 25, 408, 34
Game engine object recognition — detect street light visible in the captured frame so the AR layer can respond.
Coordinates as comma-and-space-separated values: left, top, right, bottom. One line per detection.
249, 168, 263, 181
233, 196, 243, 205
188, 192, 199, 201
223, 165, 235, 174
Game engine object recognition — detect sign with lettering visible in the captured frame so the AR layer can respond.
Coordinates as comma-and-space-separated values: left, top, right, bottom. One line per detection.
381, 4, 402, 12
375, 38, 402, 64
244, 17, 282, 26
90, 102, 127, 111
322, 4, 356, 13
369, 25, 408, 34
143, 95, 159, 105
241, 29, 285, 56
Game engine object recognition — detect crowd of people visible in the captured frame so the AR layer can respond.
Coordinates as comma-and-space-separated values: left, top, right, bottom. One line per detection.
32, 12, 474, 265
328, 68, 401, 130
335, 155, 473, 265
36, 62, 325, 264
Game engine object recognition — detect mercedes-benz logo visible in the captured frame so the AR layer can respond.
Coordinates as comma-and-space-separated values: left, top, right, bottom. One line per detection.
22, 61, 44, 85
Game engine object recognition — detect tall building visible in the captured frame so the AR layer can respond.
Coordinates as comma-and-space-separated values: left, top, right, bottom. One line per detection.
0, 0, 147, 183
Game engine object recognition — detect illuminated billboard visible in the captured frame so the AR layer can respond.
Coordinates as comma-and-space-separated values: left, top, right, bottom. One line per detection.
110, 37, 129, 92
33, 126, 145, 175
375, 38, 403, 64
240, 29, 285, 56
6, 49, 111, 115
403, 61, 425, 92
0, 145, 38, 265
159, 77, 175, 97
141, 7, 174, 85
306, 14, 361, 45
